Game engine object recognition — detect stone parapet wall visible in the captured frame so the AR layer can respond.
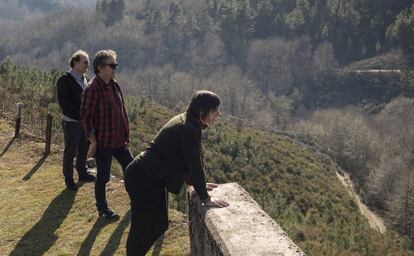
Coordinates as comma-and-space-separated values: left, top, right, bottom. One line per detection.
188, 183, 306, 256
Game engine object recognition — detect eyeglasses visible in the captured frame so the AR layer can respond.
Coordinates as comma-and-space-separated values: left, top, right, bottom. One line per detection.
104, 63, 118, 69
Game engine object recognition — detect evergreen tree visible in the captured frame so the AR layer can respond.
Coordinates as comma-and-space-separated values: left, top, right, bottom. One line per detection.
108, 0, 125, 26
96, 0, 125, 26
387, 4, 414, 67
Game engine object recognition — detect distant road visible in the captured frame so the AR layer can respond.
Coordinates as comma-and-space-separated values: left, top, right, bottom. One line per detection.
350, 69, 401, 74
336, 172, 387, 234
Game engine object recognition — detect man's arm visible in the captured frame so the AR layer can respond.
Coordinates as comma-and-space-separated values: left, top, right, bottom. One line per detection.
81, 85, 99, 156
81, 85, 97, 135
116, 82, 130, 143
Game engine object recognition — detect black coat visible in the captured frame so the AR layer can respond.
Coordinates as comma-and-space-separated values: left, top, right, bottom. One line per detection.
57, 72, 84, 121
126, 112, 210, 201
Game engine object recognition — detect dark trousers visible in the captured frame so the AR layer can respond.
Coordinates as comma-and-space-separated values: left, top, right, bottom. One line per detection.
95, 146, 133, 211
124, 158, 169, 256
62, 120, 88, 181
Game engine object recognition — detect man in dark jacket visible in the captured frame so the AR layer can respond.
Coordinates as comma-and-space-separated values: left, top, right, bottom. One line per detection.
57, 50, 95, 191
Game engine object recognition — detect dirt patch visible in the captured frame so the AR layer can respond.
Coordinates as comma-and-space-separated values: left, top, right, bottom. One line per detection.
336, 172, 386, 234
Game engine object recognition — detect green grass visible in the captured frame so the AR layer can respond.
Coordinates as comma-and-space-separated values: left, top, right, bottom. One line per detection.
0, 120, 189, 256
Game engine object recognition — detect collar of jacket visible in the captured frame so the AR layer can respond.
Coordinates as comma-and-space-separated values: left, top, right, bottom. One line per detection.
95, 74, 114, 88
69, 69, 85, 81
185, 111, 208, 130
64, 71, 78, 83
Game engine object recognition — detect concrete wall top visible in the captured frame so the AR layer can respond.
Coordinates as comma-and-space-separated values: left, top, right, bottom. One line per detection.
189, 183, 306, 256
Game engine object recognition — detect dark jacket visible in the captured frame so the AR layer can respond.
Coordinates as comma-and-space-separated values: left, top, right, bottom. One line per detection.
130, 112, 209, 201
57, 72, 84, 121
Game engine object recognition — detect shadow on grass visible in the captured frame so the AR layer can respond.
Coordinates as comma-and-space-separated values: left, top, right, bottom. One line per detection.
9, 186, 81, 256
77, 217, 112, 256
99, 210, 131, 256
22, 154, 47, 181
95, 210, 163, 256
0, 136, 16, 158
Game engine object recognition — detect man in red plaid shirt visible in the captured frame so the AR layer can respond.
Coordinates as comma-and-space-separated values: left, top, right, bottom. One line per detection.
81, 49, 133, 220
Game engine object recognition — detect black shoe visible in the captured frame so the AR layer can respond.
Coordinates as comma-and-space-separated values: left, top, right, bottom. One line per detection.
65, 179, 78, 191
79, 173, 96, 182
99, 208, 120, 221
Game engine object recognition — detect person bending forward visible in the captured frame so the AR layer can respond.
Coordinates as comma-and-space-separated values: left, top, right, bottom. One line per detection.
124, 90, 229, 255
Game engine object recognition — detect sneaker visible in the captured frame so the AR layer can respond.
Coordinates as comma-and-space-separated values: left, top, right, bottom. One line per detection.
79, 173, 96, 182
65, 179, 78, 191
98, 208, 120, 221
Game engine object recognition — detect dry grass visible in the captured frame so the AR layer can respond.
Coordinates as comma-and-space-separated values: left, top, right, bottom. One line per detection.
0, 119, 189, 256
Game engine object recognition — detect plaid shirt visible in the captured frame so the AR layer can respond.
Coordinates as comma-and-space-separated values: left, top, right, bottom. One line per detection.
81, 75, 130, 149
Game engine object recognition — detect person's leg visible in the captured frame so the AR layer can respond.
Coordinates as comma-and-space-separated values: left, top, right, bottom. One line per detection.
76, 127, 95, 181
139, 186, 169, 254
152, 188, 169, 240
62, 121, 79, 188
127, 197, 167, 255
125, 159, 147, 255
113, 147, 133, 174
94, 148, 112, 212
127, 200, 149, 256
125, 168, 168, 255
75, 123, 88, 177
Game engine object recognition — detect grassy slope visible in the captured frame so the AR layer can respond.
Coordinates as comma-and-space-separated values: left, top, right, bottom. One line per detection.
0, 119, 189, 256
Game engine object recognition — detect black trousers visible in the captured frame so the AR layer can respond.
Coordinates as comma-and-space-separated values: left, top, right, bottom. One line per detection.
95, 146, 133, 211
62, 120, 88, 180
124, 157, 169, 256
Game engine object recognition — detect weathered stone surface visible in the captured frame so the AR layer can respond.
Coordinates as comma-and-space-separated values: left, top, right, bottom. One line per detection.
188, 183, 306, 256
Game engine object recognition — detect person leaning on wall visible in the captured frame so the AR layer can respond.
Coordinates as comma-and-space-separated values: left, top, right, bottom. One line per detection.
124, 90, 230, 255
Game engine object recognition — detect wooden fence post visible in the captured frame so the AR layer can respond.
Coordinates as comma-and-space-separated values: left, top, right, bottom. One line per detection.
14, 103, 23, 138
44, 114, 52, 155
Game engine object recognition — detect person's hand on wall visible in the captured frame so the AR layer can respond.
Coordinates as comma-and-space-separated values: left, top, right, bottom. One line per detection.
203, 198, 229, 208
207, 183, 218, 191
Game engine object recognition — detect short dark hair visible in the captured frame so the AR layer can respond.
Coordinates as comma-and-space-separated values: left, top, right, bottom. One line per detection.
93, 49, 117, 75
186, 90, 221, 120
69, 50, 88, 68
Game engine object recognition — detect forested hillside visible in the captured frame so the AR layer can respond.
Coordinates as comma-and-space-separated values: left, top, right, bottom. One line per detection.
1, 0, 414, 253
0, 0, 95, 14
0, 0, 413, 121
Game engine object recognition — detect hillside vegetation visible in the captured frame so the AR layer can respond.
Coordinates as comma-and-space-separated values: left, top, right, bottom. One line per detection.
1, 0, 413, 252
1, 62, 413, 255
